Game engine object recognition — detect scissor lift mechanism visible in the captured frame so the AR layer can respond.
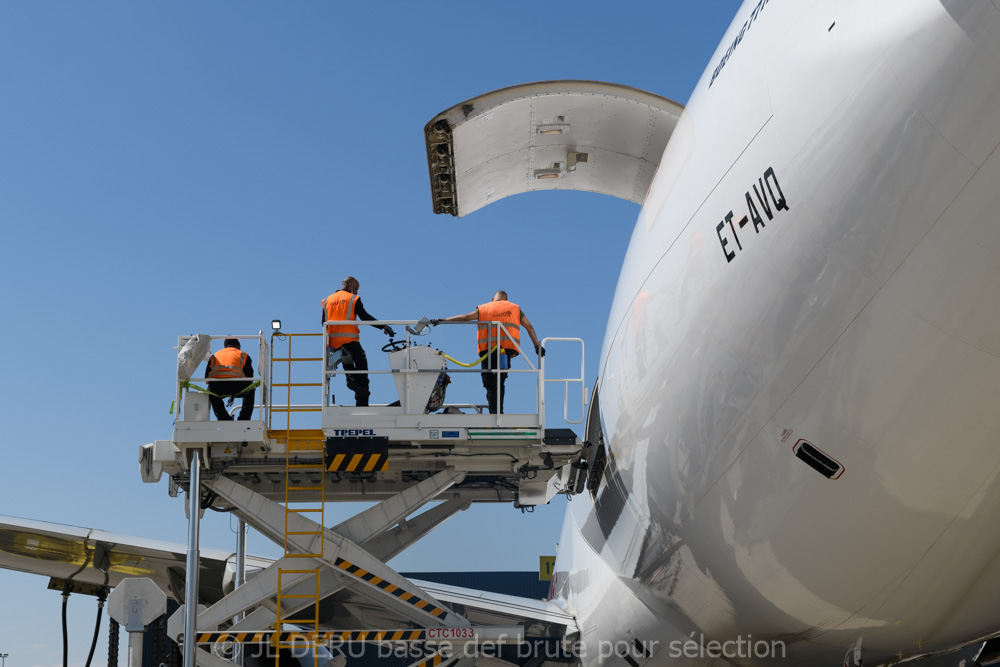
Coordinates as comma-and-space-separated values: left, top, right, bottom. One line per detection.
141, 323, 588, 667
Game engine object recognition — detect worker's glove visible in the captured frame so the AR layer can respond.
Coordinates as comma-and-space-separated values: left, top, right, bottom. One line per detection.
383, 326, 396, 337
429, 319, 442, 326
535, 343, 545, 358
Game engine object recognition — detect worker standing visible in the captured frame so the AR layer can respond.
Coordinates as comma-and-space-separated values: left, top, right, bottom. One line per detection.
205, 338, 256, 420
323, 276, 395, 407
433, 290, 542, 414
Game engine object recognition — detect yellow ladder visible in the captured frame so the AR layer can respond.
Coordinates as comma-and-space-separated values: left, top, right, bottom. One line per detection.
270, 332, 326, 667
274, 568, 321, 666
268, 332, 324, 432
275, 430, 326, 667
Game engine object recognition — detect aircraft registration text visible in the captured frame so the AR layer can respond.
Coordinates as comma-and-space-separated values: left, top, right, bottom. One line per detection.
715, 166, 789, 264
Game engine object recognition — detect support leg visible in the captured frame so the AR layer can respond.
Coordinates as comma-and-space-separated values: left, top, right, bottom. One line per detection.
183, 450, 202, 667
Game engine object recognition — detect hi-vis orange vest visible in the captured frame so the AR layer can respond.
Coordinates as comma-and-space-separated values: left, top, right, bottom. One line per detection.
208, 348, 248, 379
323, 290, 359, 349
477, 300, 521, 354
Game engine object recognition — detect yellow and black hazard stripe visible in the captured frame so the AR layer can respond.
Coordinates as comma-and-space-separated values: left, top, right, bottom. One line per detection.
334, 557, 448, 619
195, 631, 272, 644
326, 436, 389, 472
412, 650, 451, 667
325, 629, 426, 642
327, 451, 387, 472
195, 629, 430, 644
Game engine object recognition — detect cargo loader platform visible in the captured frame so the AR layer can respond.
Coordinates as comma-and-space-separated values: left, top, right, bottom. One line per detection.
149, 419, 584, 505
145, 323, 589, 507
141, 322, 588, 667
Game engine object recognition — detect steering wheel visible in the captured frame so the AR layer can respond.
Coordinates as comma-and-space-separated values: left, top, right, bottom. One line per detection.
382, 339, 408, 353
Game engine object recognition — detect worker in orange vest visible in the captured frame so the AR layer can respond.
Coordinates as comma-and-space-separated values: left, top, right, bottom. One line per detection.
205, 338, 255, 420
323, 276, 395, 406
433, 290, 542, 414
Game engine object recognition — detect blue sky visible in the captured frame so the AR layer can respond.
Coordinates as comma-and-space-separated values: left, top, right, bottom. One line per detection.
0, 3, 736, 665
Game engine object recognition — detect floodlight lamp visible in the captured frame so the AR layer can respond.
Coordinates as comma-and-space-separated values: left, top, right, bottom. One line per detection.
272, 319, 281, 331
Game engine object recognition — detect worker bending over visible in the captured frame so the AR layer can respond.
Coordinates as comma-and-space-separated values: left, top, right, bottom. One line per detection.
323, 276, 394, 407
205, 338, 255, 420
433, 290, 541, 414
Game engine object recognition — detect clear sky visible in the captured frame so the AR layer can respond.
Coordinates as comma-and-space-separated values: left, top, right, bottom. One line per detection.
0, 3, 736, 665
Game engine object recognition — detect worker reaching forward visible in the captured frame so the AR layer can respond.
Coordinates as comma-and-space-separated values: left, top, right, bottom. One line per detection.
323, 276, 394, 407
434, 290, 542, 414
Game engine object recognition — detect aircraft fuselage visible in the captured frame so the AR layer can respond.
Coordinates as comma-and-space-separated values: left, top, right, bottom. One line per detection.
554, 1, 1000, 664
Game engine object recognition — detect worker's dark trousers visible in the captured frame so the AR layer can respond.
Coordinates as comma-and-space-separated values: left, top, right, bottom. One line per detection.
480, 349, 513, 414
337, 341, 371, 406
207, 381, 255, 420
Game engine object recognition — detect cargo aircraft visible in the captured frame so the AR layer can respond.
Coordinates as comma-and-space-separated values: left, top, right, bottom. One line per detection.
5, 0, 1000, 665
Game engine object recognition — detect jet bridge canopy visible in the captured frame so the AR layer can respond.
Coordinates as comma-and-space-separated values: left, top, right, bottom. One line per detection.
425, 80, 685, 217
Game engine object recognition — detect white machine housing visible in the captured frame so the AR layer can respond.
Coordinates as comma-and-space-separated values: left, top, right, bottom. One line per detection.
387, 344, 448, 413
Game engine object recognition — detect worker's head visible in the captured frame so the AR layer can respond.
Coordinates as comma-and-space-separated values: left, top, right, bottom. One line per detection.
224, 338, 241, 349
493, 290, 508, 302
342, 276, 360, 294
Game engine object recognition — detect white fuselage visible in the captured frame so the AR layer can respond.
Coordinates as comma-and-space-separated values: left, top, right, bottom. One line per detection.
552, 1, 1000, 664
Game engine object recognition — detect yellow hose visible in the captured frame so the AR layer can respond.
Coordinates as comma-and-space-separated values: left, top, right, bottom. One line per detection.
440, 346, 498, 368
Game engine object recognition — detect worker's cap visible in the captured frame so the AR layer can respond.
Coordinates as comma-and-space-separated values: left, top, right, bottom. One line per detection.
224, 338, 241, 349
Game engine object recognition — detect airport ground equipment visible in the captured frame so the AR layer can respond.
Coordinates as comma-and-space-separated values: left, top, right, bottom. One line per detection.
141, 322, 587, 667
107, 578, 168, 667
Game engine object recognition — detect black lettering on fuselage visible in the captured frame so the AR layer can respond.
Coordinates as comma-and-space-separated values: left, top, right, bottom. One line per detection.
724, 210, 742, 251
715, 165, 790, 264
716, 219, 735, 263
754, 181, 773, 220
745, 191, 763, 232
710, 0, 770, 88
764, 166, 789, 211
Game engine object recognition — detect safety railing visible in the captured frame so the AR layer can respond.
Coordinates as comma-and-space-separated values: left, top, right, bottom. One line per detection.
418, 319, 538, 418
321, 319, 431, 408
319, 319, 585, 425
174, 325, 587, 428
539, 337, 586, 424
174, 333, 270, 423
